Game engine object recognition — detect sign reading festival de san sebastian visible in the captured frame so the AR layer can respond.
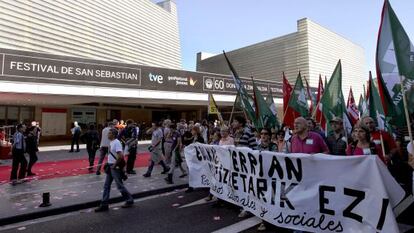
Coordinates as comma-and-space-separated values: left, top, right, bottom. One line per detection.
0, 49, 283, 97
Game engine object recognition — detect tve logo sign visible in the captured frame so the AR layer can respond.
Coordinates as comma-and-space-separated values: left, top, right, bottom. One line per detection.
149, 73, 163, 84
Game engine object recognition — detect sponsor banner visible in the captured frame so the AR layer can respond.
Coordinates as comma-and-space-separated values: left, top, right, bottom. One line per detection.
184, 143, 405, 233
0, 48, 284, 97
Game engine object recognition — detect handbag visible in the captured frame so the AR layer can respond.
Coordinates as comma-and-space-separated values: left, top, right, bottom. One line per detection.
108, 151, 127, 181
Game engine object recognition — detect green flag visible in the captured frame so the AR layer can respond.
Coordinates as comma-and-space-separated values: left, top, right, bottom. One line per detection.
319, 60, 352, 133
288, 73, 309, 117
368, 73, 392, 132
376, 0, 414, 127
223, 51, 257, 126
252, 81, 280, 129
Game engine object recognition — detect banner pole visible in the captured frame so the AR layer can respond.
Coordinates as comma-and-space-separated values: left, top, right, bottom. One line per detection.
399, 75, 414, 153
228, 94, 238, 125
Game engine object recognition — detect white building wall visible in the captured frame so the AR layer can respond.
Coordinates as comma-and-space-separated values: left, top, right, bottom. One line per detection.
0, 0, 182, 69
305, 19, 366, 100
197, 18, 366, 100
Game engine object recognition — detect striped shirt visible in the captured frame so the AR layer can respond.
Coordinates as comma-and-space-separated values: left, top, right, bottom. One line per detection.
237, 127, 257, 149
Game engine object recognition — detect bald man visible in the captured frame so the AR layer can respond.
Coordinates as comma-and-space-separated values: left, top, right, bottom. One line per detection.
290, 117, 329, 154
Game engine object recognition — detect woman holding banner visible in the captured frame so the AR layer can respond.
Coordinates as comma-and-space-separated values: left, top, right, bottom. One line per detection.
346, 122, 385, 163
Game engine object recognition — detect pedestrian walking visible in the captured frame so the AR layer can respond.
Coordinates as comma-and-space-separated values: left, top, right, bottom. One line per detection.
95, 128, 133, 212
143, 122, 170, 177
118, 120, 138, 174
81, 124, 100, 172
10, 124, 27, 185
26, 122, 39, 176
69, 121, 81, 152
96, 122, 114, 175
164, 124, 187, 184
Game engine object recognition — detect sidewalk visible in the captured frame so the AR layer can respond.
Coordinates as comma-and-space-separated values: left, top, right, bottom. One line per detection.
0, 142, 189, 226
0, 166, 188, 226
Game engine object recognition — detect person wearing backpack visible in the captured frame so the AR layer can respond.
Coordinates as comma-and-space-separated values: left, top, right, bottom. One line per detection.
81, 124, 100, 172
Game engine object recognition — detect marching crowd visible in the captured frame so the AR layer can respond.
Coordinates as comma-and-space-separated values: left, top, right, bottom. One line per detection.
6, 114, 414, 231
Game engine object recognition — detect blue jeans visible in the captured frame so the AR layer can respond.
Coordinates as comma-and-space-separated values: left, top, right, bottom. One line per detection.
101, 166, 133, 206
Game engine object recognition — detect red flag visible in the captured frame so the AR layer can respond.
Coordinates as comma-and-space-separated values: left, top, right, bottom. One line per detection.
346, 87, 359, 125
303, 76, 313, 114
282, 73, 299, 128
315, 75, 326, 130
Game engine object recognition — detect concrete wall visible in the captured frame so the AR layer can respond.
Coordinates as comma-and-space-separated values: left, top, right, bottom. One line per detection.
0, 0, 182, 69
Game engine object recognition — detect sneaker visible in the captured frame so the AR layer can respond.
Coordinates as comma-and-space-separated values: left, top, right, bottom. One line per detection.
94, 205, 109, 212
257, 223, 266, 231
127, 170, 136, 175
121, 202, 134, 208
142, 173, 151, 178
185, 187, 194, 193
161, 167, 170, 174
179, 173, 187, 178
238, 210, 250, 218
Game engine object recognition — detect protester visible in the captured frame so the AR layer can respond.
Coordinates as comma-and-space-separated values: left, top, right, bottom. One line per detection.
232, 116, 257, 149
81, 124, 100, 172
210, 130, 221, 145
10, 124, 27, 185
96, 122, 114, 175
200, 119, 209, 143
362, 116, 397, 163
95, 128, 133, 212
69, 121, 81, 153
118, 120, 138, 174
0, 128, 5, 141
165, 124, 187, 184
26, 122, 39, 176
275, 129, 290, 153
143, 122, 170, 177
326, 117, 348, 155
306, 117, 326, 140
291, 117, 329, 154
219, 126, 234, 146
253, 128, 261, 145
232, 116, 257, 218
163, 119, 173, 165
345, 122, 384, 163
184, 125, 205, 193
256, 127, 276, 231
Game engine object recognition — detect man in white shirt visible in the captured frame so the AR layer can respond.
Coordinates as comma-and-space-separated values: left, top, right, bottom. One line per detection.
95, 128, 134, 212
96, 122, 114, 175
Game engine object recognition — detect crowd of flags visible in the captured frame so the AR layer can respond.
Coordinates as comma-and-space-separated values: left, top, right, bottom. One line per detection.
207, 0, 414, 140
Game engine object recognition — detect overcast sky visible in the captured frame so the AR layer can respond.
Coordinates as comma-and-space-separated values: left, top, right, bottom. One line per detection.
175, 0, 414, 79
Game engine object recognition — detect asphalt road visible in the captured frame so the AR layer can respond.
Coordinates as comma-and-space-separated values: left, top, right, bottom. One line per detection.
0, 188, 412, 233
0, 189, 272, 233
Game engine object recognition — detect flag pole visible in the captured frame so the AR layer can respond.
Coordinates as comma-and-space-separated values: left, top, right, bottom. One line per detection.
228, 94, 238, 125
399, 75, 414, 153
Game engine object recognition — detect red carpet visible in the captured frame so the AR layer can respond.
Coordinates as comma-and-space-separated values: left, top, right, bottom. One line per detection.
0, 152, 151, 184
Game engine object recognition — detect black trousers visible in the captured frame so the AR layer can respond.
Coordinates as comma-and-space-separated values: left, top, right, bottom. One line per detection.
27, 150, 38, 173
10, 148, 27, 180
126, 147, 137, 172
70, 136, 80, 151
87, 149, 97, 167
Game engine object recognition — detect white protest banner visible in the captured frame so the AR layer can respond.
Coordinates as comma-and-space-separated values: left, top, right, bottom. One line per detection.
184, 143, 405, 233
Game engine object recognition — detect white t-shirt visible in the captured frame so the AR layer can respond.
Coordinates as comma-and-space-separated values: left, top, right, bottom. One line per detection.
108, 139, 123, 164
100, 127, 111, 147
407, 142, 413, 155
152, 128, 163, 149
